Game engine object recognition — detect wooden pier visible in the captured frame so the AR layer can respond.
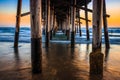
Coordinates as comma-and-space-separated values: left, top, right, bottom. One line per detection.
14, 0, 110, 74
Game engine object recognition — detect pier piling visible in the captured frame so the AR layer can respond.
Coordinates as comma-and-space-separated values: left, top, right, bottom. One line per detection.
45, 0, 50, 47
66, 14, 70, 40
78, 10, 82, 36
50, 6, 54, 40
85, 0, 90, 40
71, 0, 76, 48
90, 0, 104, 75
30, 0, 42, 73
103, 0, 110, 49
14, 0, 22, 48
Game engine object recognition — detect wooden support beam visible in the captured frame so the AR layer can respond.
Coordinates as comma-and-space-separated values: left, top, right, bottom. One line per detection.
45, 0, 50, 47
79, 17, 91, 22
106, 14, 110, 18
53, 11, 55, 36
78, 10, 82, 36
76, 5, 110, 18
53, 2, 110, 18
76, 23, 79, 33
80, 6, 93, 12
71, 0, 76, 48
14, 0, 22, 48
85, 0, 90, 40
53, 15, 57, 36
103, 0, 110, 49
90, 0, 104, 76
30, 0, 42, 73
81, 6, 110, 18
21, 12, 30, 17
92, 0, 103, 51
62, 20, 66, 32
66, 13, 70, 40
50, 7, 54, 40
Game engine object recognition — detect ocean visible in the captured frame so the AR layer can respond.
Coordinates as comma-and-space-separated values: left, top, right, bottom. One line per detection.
0, 27, 120, 44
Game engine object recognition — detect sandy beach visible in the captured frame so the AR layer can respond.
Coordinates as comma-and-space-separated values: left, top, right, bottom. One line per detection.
0, 42, 120, 80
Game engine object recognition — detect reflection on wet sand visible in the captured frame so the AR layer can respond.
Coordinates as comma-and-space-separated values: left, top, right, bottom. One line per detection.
71, 47, 75, 59
89, 74, 103, 80
0, 43, 120, 80
104, 48, 110, 70
105, 48, 110, 62
85, 44, 89, 61
31, 44, 111, 80
14, 48, 20, 61
14, 48, 20, 69
39, 44, 89, 80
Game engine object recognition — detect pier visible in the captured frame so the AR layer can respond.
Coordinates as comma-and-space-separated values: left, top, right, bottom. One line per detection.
14, 0, 110, 74
1, 0, 116, 80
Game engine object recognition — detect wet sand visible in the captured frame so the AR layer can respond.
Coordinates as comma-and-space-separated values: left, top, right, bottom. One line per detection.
0, 42, 120, 80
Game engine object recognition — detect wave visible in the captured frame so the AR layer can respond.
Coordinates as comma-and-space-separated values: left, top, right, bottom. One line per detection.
0, 27, 120, 44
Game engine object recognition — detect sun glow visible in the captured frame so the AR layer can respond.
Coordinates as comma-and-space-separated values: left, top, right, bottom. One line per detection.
0, 0, 120, 27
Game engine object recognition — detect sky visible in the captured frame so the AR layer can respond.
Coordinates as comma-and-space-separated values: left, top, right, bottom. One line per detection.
0, 0, 120, 27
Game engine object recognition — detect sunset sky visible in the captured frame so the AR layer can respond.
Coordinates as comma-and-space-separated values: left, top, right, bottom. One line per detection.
0, 0, 120, 27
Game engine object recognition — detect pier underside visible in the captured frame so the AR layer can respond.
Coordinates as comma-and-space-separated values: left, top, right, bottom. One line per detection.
6, 0, 113, 79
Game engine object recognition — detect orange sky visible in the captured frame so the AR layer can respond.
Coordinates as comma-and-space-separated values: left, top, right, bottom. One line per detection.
107, 7, 120, 27
0, 13, 30, 27
1, 10, 120, 27
0, 0, 120, 27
